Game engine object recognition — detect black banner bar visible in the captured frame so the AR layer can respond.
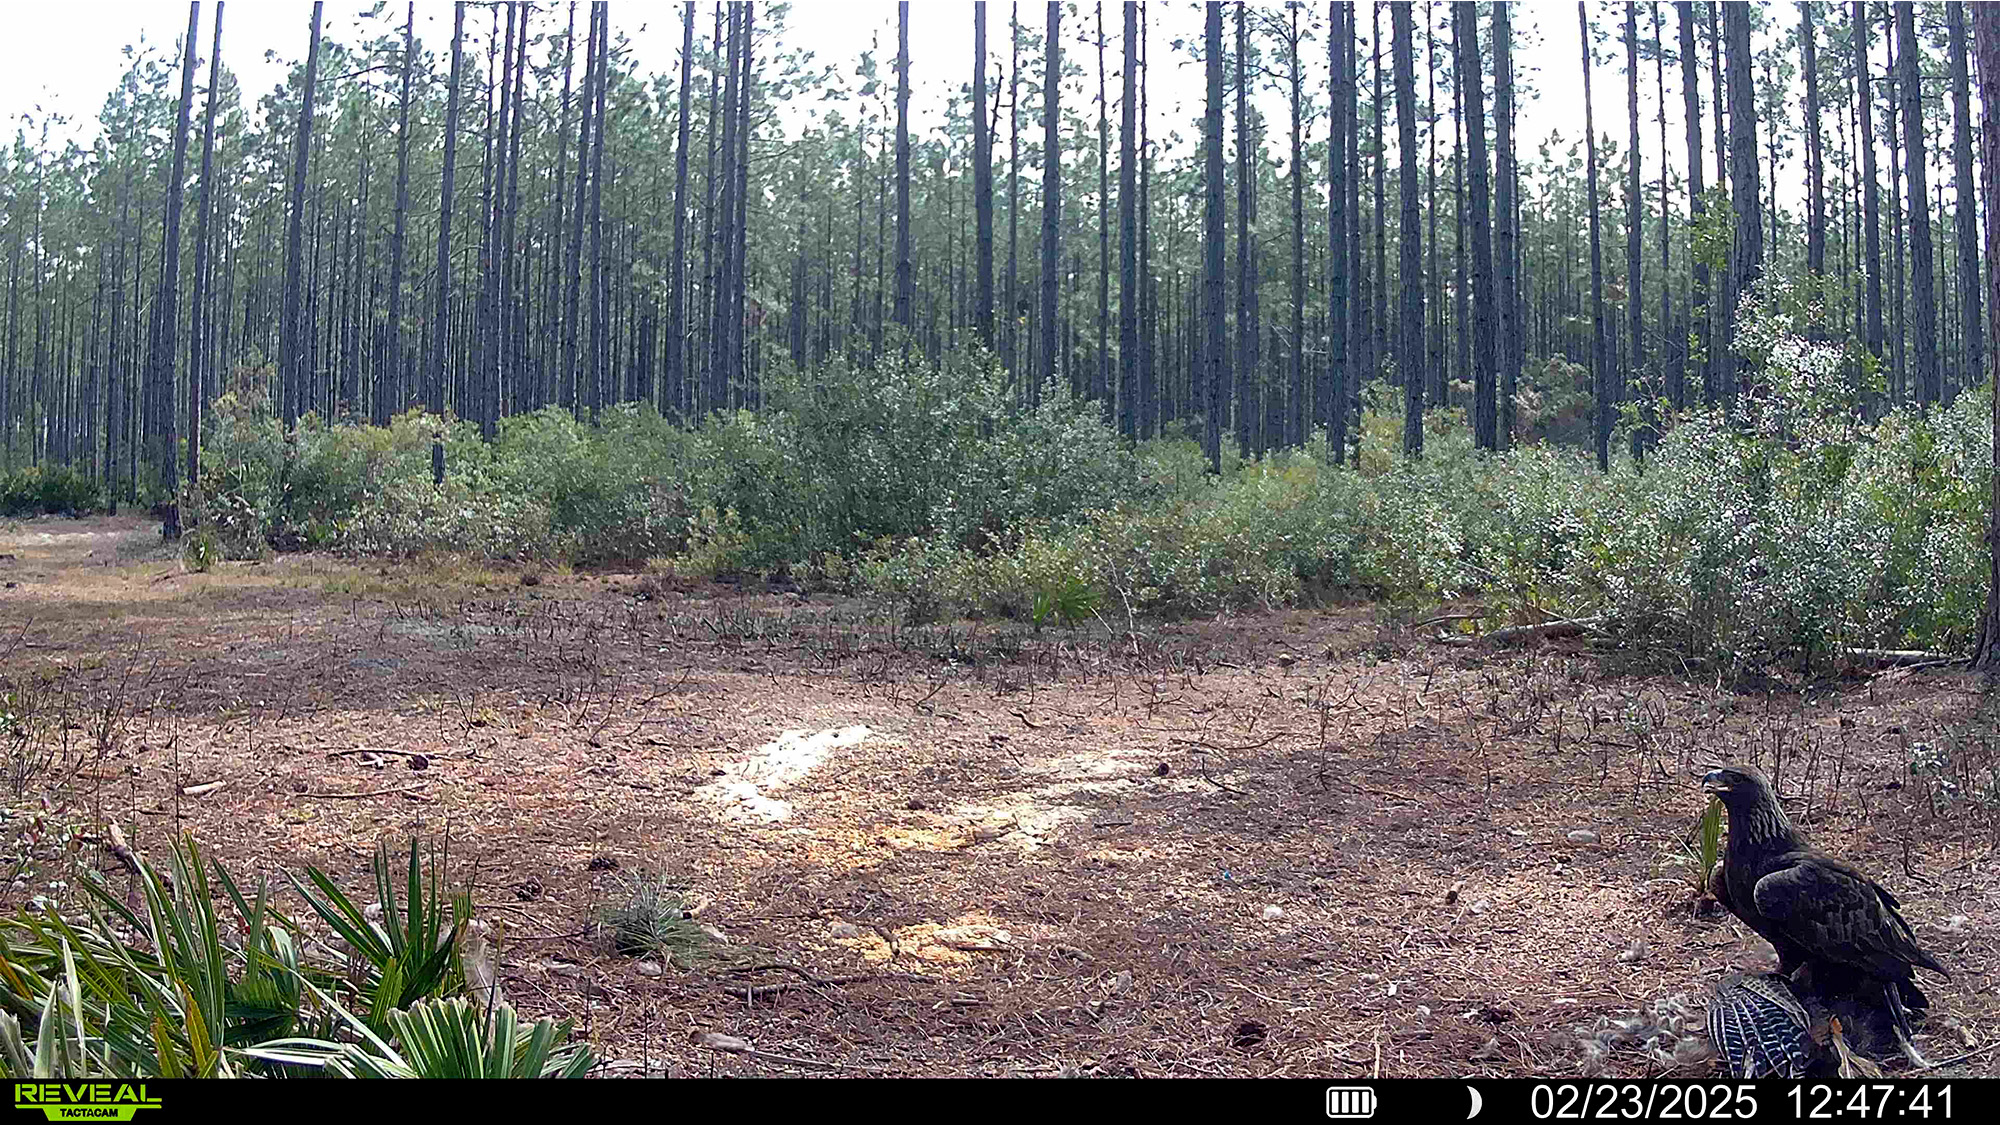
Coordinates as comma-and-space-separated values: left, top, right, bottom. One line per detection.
7, 1077, 1989, 1122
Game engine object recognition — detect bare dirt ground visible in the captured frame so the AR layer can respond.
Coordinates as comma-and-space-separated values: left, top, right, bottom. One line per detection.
2, 514, 1995, 1078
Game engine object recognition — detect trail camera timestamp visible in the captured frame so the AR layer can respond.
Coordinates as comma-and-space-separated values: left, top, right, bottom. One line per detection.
1526, 1083, 1957, 1121
1788, 1085, 1953, 1120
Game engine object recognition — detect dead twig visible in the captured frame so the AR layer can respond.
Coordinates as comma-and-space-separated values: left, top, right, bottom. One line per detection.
103, 822, 171, 907
1194, 756, 1247, 796
1914, 1039, 2000, 1073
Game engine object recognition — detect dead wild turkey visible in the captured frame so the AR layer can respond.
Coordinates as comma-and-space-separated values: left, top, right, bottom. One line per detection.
1708, 972, 1882, 1079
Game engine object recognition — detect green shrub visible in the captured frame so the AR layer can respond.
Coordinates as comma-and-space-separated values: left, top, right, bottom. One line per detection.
0, 467, 104, 517
145, 302, 1997, 668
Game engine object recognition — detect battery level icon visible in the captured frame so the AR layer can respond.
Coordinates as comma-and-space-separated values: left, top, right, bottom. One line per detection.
1325, 1086, 1376, 1118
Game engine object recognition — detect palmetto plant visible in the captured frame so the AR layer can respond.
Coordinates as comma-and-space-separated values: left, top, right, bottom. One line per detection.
0, 834, 590, 1079
250, 992, 594, 1079
0, 838, 296, 1076
1696, 796, 1725, 897
288, 838, 468, 1026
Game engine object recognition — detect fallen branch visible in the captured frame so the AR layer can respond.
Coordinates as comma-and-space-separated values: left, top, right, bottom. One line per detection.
326, 747, 432, 760
719, 963, 929, 1001
1414, 610, 1495, 630
1842, 648, 1963, 669
1436, 616, 1606, 647
300, 784, 428, 800
688, 1030, 880, 1072
1172, 728, 1297, 753
179, 780, 229, 798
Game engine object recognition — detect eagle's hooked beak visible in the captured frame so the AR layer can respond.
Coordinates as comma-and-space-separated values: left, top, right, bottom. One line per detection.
1702, 770, 1731, 794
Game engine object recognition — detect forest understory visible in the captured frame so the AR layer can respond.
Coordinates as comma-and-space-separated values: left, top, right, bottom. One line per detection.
2, 514, 1993, 1078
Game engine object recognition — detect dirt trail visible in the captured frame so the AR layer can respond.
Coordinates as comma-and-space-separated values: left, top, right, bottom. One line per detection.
0, 529, 1991, 1078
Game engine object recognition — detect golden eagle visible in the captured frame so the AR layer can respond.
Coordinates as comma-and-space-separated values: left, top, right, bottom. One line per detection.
1702, 765, 1949, 1067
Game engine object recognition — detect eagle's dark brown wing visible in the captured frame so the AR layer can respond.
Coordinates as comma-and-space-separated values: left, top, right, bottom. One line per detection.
1750, 850, 1949, 981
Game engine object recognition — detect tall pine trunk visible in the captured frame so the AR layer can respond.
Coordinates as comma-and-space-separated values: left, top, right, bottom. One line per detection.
381, 2, 415, 425
1966, 3, 2000, 670
1454, 2, 1494, 452
1949, 1, 1981, 403
1855, 2, 1884, 372
1897, 1, 1938, 407
1040, 2, 1062, 397
1723, 0, 1760, 404
1097, 6, 1111, 418
1801, 3, 1826, 280
976, 3, 996, 351
429, 3, 463, 485
590, 1, 613, 417
153, 2, 199, 540
1235, 5, 1258, 457
1580, 2, 1609, 470
1326, 0, 1348, 462
1623, 3, 1643, 454
1393, 3, 1424, 458
667, 2, 695, 416
1290, 6, 1307, 446
1493, 3, 1516, 450
186, 2, 224, 528
1675, 4, 1710, 406
280, 3, 322, 428
1118, 1, 1137, 440
1201, 2, 1225, 474
894, 3, 913, 329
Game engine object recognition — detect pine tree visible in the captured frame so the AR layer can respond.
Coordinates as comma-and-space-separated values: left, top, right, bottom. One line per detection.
186, 2, 225, 527
894, 2, 913, 329
1039, 1, 1061, 396
1235, 4, 1258, 457
1949, 1, 1981, 402
1855, 1, 1884, 371
280, 3, 323, 428
1393, 2, 1424, 457
152, 2, 199, 540
1581, 1, 1610, 470
1623, 2, 1643, 450
1202, 1, 1225, 473
1897, 1, 1937, 407
1117, 0, 1137, 440
1493, 2, 1516, 449
667, 1, 695, 417
975, 2, 996, 351
1967, 1, 2000, 670
1453, 2, 1494, 451
1326, 0, 1349, 461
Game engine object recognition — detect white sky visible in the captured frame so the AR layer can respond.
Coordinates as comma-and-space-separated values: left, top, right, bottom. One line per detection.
2, 2, 1872, 211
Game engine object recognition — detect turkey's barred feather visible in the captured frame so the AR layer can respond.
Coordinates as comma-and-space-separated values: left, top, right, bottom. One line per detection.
1708, 973, 1812, 1079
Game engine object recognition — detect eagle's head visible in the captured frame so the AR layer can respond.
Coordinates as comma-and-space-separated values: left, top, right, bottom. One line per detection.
1702, 764, 1774, 806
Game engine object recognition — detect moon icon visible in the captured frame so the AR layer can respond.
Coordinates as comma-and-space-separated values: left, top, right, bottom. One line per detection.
1467, 1086, 1483, 1119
